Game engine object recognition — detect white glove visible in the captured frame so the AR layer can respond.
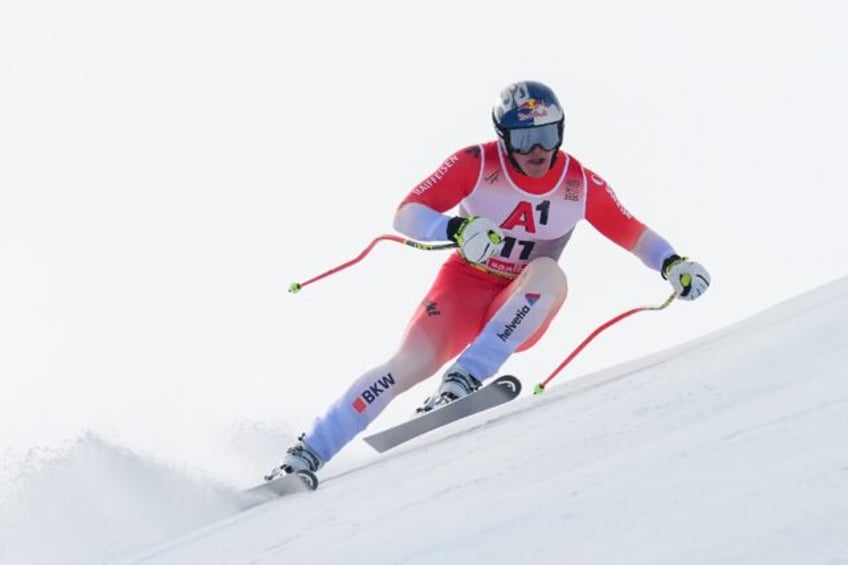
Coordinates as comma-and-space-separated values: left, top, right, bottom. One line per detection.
447, 216, 504, 265
662, 255, 711, 301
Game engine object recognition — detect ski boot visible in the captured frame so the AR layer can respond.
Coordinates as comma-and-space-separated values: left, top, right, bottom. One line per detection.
417, 364, 481, 413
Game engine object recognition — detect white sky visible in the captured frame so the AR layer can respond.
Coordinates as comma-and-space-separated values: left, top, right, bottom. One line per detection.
3, 262, 846, 565
1, 1, 847, 484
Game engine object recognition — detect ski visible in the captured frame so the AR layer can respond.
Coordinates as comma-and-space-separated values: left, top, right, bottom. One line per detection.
363, 374, 521, 453
237, 469, 318, 510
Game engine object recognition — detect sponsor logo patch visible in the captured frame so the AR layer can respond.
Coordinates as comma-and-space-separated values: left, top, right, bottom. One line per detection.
497, 294, 541, 342
565, 179, 581, 201
604, 185, 633, 219
352, 373, 396, 413
413, 155, 461, 196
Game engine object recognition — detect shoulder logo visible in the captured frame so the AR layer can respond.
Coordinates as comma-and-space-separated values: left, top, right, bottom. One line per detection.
604, 185, 633, 219
412, 154, 461, 196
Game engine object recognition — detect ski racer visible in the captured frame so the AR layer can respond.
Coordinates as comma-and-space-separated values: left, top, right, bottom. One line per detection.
266, 80, 711, 480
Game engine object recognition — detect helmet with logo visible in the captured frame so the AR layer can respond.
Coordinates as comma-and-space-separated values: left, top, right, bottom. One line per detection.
492, 81, 565, 169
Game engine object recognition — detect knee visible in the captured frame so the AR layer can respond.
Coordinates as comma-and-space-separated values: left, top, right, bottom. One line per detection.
523, 257, 567, 294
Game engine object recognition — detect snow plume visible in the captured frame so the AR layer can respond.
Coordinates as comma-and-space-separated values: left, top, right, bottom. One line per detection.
0, 433, 238, 565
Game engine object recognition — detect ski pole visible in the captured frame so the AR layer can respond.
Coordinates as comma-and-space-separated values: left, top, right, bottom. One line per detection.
533, 292, 677, 394
288, 234, 458, 294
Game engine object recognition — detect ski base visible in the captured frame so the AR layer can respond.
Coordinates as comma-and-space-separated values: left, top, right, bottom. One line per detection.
238, 469, 318, 510
363, 374, 521, 453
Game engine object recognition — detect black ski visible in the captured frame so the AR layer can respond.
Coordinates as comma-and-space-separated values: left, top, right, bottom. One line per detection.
363, 375, 521, 453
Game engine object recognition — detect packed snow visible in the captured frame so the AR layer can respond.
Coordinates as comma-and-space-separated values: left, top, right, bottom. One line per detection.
2, 276, 846, 565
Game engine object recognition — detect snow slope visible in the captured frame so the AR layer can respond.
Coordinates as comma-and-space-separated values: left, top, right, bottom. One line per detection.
3, 276, 847, 565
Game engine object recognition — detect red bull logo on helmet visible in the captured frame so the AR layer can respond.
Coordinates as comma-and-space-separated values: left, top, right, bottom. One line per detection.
495, 81, 565, 129
517, 98, 550, 122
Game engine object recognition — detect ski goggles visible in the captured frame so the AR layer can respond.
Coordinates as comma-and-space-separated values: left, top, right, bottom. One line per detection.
506, 123, 562, 154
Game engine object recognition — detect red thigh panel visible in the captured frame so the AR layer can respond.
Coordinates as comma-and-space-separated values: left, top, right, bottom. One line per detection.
400, 258, 509, 369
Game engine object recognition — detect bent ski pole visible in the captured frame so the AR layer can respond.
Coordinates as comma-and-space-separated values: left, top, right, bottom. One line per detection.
289, 235, 458, 294
533, 292, 677, 394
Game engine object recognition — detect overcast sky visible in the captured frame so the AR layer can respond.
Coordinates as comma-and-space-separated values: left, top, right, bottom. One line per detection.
1, 1, 846, 477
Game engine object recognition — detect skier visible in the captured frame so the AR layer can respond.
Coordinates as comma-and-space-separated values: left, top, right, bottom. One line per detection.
266, 80, 710, 480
